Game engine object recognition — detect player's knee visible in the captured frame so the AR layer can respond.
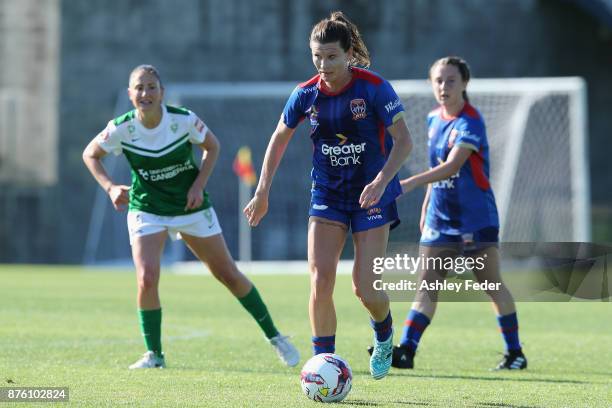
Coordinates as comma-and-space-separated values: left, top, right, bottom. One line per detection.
210, 261, 242, 289
352, 282, 363, 299
137, 270, 158, 292
353, 283, 383, 305
310, 268, 335, 298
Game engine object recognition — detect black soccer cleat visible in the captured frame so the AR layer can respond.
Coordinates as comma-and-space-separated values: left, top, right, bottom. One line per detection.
493, 349, 527, 370
367, 344, 415, 369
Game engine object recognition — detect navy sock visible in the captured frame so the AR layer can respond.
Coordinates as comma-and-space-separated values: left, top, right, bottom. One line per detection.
399, 309, 431, 352
497, 312, 521, 351
370, 311, 393, 342
312, 335, 335, 355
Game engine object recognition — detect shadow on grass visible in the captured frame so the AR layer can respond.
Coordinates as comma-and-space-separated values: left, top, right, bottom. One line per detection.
475, 402, 541, 408
347, 400, 432, 406
350, 370, 590, 385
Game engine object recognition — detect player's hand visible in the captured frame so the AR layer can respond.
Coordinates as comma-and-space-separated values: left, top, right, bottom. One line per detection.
359, 176, 386, 209
185, 183, 204, 211
108, 184, 130, 211
400, 177, 417, 194
244, 191, 269, 227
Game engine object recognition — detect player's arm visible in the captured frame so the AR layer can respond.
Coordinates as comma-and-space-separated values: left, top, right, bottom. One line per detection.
400, 145, 473, 194
359, 117, 413, 208
185, 129, 220, 210
82, 136, 130, 211
420, 184, 431, 233
244, 115, 296, 226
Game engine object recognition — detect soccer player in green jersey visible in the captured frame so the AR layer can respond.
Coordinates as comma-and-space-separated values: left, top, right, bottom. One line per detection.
83, 64, 299, 369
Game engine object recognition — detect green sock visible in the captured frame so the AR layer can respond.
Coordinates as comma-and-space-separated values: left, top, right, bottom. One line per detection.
238, 286, 279, 339
138, 308, 162, 357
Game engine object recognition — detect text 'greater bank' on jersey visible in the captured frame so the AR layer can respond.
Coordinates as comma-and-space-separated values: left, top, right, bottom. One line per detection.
96, 105, 212, 216
283, 67, 405, 211
425, 103, 499, 235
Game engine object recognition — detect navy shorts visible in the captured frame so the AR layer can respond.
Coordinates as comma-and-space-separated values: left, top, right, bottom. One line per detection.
420, 225, 499, 253
309, 201, 400, 233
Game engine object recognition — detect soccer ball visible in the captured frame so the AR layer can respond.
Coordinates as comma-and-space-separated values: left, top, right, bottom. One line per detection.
300, 353, 352, 403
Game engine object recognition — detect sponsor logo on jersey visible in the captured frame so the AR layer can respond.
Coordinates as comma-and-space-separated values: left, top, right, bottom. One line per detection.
137, 159, 195, 182
312, 203, 328, 210
336, 133, 347, 145
350, 98, 367, 120
384, 98, 402, 113
321, 142, 366, 167
432, 158, 460, 189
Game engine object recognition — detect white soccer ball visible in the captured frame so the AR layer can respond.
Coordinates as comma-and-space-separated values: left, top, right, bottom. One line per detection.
300, 353, 352, 403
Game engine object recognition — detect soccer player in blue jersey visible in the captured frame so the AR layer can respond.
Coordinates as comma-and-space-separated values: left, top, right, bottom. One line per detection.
83, 65, 299, 369
393, 57, 527, 370
244, 11, 413, 380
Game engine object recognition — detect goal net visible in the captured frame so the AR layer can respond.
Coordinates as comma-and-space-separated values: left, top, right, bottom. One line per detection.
84, 78, 589, 264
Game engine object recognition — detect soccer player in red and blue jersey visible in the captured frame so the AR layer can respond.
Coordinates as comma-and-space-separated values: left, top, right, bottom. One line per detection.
395, 57, 527, 370
245, 11, 413, 380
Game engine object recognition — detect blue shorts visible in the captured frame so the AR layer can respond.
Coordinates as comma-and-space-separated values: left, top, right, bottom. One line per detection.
420, 225, 499, 253
309, 201, 400, 233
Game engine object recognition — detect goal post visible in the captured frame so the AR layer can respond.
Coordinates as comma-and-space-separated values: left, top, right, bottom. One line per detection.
83, 77, 590, 264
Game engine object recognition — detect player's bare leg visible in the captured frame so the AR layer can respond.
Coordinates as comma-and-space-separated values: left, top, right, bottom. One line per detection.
129, 231, 167, 369
182, 232, 251, 297
308, 217, 347, 339
353, 223, 394, 379
183, 232, 299, 367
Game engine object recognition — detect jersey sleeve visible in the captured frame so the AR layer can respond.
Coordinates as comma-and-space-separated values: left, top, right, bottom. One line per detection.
282, 86, 305, 129
453, 118, 485, 152
374, 80, 405, 127
96, 120, 124, 156
188, 111, 209, 144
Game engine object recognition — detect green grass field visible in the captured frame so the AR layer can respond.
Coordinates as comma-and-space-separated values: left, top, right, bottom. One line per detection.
1, 265, 610, 407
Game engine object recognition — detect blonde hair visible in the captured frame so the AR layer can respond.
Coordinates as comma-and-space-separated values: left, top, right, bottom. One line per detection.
129, 64, 163, 87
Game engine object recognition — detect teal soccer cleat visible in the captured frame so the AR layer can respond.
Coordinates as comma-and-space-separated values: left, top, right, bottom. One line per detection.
369, 330, 393, 380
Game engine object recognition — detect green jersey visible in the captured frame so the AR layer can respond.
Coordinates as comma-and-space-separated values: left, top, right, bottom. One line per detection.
97, 105, 212, 216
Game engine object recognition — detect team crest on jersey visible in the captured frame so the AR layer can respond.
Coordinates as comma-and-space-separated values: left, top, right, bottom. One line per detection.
307, 105, 319, 127
350, 99, 367, 120
171, 122, 179, 133
366, 207, 383, 221
128, 124, 136, 134
448, 129, 458, 148
367, 207, 382, 216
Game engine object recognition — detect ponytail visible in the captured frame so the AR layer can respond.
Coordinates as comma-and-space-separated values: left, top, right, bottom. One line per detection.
310, 11, 371, 68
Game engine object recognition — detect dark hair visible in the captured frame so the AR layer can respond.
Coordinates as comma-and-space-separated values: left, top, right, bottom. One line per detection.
429, 56, 471, 102
310, 11, 370, 68
129, 64, 163, 87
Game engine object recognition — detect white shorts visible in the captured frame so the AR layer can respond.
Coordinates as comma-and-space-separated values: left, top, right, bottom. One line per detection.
127, 208, 222, 245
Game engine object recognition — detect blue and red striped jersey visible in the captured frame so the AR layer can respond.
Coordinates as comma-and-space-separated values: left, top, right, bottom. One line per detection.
424, 103, 499, 234
283, 67, 405, 211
